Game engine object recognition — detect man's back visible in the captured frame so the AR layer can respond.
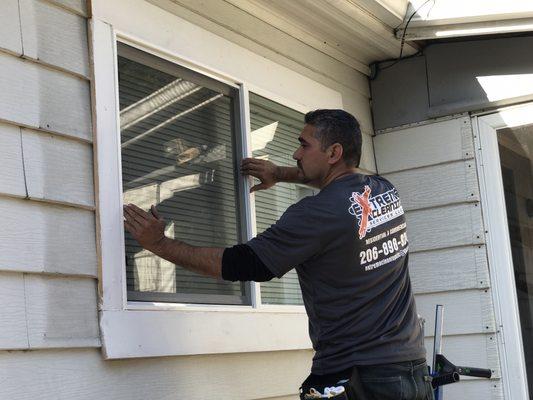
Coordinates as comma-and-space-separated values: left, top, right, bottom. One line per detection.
248, 173, 425, 374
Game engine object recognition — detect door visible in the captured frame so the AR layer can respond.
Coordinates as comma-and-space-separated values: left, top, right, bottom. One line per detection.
475, 103, 533, 400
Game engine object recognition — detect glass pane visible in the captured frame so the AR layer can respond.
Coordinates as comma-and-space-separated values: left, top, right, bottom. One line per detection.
118, 45, 245, 304
249, 93, 313, 305
497, 123, 533, 394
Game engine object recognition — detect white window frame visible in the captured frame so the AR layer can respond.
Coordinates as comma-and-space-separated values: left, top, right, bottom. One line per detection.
90, 0, 342, 359
472, 103, 533, 400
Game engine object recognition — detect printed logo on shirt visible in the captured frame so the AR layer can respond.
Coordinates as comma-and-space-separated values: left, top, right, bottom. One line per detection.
348, 185, 404, 239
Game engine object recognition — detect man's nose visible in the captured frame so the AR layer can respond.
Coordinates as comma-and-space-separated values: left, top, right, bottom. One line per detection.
293, 148, 300, 160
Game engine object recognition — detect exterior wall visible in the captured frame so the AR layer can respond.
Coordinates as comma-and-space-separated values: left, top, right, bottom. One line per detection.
370, 36, 533, 131
374, 116, 503, 399
0, 348, 312, 399
0, 1, 373, 400
370, 34, 533, 399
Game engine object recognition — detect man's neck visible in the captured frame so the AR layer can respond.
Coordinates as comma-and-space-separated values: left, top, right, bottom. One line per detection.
319, 166, 358, 189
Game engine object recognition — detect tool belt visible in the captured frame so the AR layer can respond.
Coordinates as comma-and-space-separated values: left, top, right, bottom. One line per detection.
299, 366, 370, 400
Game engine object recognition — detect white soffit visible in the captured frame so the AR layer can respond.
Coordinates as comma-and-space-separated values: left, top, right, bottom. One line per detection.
397, 0, 533, 40
356, 0, 409, 27
149, 0, 419, 76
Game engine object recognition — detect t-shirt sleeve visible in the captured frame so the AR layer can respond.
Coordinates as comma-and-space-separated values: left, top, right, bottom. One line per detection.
246, 200, 325, 278
221, 244, 275, 282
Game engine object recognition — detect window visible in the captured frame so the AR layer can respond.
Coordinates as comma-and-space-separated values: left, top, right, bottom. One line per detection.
91, 16, 338, 358
118, 43, 249, 305
249, 93, 314, 305
116, 43, 306, 306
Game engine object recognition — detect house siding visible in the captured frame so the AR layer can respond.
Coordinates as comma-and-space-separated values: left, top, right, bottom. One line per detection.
374, 115, 503, 399
0, 1, 374, 399
370, 34, 533, 400
0, 348, 313, 399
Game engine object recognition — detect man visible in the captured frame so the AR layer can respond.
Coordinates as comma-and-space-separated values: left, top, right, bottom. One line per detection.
123, 109, 434, 400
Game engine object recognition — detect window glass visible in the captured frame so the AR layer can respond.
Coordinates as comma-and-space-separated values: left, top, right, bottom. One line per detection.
249, 93, 313, 305
118, 44, 246, 304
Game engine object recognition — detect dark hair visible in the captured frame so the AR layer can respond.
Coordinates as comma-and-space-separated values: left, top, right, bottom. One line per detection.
304, 109, 362, 167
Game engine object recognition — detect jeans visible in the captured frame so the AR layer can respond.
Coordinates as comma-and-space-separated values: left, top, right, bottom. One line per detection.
358, 358, 434, 400
300, 359, 434, 400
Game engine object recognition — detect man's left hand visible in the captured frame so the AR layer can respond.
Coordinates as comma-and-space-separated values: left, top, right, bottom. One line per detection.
241, 157, 279, 192
123, 204, 166, 252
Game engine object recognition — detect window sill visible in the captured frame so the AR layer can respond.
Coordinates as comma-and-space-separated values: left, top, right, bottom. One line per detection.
125, 301, 307, 313
99, 307, 312, 359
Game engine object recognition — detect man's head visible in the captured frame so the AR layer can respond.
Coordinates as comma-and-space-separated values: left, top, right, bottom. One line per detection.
305, 109, 362, 167
293, 109, 362, 187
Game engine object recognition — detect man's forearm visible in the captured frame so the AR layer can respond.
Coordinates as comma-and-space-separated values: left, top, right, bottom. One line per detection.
276, 166, 309, 184
149, 237, 224, 279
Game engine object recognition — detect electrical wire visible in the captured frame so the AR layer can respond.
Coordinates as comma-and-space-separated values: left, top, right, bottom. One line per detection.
377, 0, 436, 72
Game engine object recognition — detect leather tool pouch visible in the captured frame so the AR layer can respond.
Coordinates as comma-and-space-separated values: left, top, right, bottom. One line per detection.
299, 389, 349, 399
299, 367, 369, 400
299, 380, 349, 399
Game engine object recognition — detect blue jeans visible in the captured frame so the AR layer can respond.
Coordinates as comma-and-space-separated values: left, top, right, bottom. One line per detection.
300, 359, 434, 400
358, 358, 435, 400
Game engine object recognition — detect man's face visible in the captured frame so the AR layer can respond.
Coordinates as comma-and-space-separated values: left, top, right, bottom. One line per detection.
293, 124, 330, 185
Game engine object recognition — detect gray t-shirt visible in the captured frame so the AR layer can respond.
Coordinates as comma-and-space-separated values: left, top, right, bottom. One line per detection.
247, 173, 425, 374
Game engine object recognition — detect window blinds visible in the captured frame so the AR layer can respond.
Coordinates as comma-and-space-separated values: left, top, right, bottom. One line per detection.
249, 93, 312, 305
118, 50, 245, 304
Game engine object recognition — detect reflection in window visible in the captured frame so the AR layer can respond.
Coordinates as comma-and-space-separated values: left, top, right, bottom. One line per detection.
250, 93, 312, 305
118, 44, 245, 304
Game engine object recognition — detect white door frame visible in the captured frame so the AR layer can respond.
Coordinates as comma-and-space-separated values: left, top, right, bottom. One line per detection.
473, 102, 533, 400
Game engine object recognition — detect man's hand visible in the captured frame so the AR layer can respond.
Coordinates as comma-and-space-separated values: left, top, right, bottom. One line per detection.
123, 204, 166, 252
241, 157, 279, 192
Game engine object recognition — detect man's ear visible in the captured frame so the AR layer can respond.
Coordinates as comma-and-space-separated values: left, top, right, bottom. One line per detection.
328, 143, 344, 164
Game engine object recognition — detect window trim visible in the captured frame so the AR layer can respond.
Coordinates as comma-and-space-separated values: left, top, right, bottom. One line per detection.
473, 105, 533, 400
91, 13, 337, 358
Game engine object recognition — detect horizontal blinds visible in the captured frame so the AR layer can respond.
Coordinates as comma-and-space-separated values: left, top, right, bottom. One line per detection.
249, 93, 313, 305
118, 54, 244, 303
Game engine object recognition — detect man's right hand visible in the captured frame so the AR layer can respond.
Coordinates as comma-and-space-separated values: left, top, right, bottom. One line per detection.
241, 157, 279, 192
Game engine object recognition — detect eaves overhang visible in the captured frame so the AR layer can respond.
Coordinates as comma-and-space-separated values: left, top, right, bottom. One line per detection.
396, 1, 533, 41
148, 0, 419, 76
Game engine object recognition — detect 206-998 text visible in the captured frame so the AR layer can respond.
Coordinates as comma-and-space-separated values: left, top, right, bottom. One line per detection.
360, 232, 408, 265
